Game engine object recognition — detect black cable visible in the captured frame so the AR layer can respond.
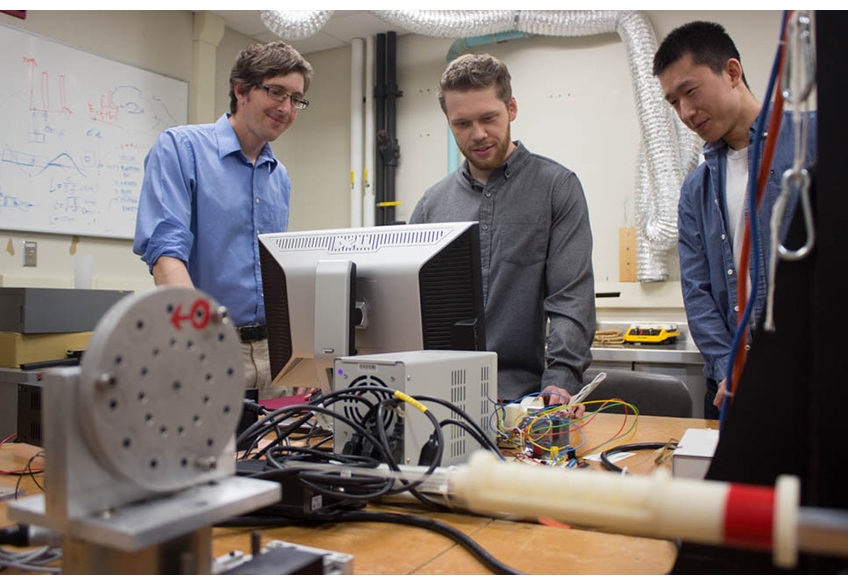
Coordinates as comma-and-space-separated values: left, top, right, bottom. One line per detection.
13, 452, 44, 499
309, 385, 395, 408
312, 385, 447, 503
599, 442, 677, 473
252, 466, 394, 502
439, 419, 495, 454
413, 394, 505, 460
238, 384, 485, 513
241, 403, 405, 502
239, 408, 319, 461
217, 510, 523, 575
310, 434, 333, 449
373, 398, 448, 511
242, 403, 395, 465
0, 526, 27, 547
242, 392, 380, 459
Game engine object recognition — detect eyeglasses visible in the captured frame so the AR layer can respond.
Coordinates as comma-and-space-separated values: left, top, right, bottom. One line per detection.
256, 84, 310, 111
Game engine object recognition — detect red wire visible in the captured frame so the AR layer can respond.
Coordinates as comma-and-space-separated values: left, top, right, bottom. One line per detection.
581, 401, 635, 455
729, 12, 791, 399
0, 433, 16, 448
0, 468, 44, 475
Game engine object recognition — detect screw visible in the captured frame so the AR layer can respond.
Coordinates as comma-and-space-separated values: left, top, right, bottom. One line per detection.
211, 306, 230, 324
195, 456, 218, 471
95, 372, 116, 391
251, 531, 262, 557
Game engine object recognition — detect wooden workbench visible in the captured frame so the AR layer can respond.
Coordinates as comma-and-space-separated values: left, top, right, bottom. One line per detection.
1, 414, 718, 574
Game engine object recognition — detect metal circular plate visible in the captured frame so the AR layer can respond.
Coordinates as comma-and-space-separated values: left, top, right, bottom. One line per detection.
78, 287, 244, 492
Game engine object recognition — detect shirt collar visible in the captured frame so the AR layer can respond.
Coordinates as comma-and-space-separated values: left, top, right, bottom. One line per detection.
460, 140, 527, 186
702, 104, 771, 157
215, 114, 279, 170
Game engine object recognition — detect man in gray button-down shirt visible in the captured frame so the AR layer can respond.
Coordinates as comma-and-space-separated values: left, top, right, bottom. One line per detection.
410, 54, 595, 405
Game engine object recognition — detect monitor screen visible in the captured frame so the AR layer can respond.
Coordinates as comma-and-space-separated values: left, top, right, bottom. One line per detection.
258, 222, 486, 391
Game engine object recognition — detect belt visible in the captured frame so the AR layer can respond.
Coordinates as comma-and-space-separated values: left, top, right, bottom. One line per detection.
238, 324, 267, 342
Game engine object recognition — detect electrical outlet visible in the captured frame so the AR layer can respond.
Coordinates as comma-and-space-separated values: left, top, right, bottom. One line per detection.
23, 241, 37, 267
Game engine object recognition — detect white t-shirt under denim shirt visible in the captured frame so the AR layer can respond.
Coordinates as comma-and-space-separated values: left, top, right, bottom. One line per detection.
725, 146, 749, 272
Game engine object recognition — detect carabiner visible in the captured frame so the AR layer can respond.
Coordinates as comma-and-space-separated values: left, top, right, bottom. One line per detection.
777, 167, 815, 261
781, 12, 816, 105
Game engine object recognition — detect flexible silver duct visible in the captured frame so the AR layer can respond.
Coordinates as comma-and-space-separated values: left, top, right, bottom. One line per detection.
371, 10, 518, 37
262, 10, 703, 280
260, 10, 334, 40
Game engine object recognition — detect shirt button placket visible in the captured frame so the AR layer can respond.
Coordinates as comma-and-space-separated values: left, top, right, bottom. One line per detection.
482, 190, 494, 234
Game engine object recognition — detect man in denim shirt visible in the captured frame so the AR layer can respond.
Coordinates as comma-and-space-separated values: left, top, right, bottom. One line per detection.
410, 54, 595, 407
134, 42, 312, 399
654, 22, 817, 417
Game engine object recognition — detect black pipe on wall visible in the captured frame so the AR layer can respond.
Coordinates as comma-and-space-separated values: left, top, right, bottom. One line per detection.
374, 33, 386, 226
375, 31, 401, 226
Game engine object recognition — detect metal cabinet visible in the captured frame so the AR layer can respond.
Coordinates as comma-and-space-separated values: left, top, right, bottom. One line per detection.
590, 322, 707, 418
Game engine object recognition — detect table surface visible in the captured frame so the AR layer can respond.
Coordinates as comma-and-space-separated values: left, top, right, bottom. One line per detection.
1, 413, 718, 575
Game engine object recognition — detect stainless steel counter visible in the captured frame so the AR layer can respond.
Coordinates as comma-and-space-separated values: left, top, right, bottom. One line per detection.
591, 344, 704, 365
590, 321, 707, 418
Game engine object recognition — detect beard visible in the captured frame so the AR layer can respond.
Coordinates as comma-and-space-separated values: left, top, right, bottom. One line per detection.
459, 130, 512, 173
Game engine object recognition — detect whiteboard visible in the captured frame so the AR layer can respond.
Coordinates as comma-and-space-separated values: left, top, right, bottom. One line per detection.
0, 24, 188, 239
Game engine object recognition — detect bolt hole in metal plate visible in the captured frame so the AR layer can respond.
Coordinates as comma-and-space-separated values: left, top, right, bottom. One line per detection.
78, 287, 244, 492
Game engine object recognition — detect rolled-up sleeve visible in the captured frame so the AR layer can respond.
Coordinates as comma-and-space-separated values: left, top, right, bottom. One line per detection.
133, 131, 196, 272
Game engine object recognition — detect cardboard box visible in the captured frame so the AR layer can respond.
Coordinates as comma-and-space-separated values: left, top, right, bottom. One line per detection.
672, 427, 720, 479
0, 331, 92, 368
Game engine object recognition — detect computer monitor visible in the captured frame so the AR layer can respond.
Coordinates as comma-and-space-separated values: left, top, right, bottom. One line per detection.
258, 222, 486, 391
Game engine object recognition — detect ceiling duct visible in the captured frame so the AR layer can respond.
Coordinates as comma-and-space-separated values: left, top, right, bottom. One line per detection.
262, 10, 702, 280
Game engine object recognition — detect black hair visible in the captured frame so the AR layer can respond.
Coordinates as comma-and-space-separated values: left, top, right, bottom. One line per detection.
653, 21, 748, 87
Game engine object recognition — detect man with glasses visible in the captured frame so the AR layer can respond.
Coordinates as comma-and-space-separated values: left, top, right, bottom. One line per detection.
134, 41, 312, 399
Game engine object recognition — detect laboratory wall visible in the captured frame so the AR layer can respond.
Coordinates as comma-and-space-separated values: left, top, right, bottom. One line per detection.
0, 10, 193, 291
0, 10, 785, 322
274, 10, 784, 321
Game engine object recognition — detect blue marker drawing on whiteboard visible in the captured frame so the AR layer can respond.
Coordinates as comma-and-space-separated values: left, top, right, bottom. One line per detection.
2, 148, 37, 168
53, 194, 96, 215
36, 152, 87, 178
0, 191, 35, 211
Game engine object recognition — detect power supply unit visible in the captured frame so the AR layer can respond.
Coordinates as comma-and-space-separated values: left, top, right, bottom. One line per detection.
331, 350, 497, 467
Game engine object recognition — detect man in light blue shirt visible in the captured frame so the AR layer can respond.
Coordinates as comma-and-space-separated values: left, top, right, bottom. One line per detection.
134, 41, 313, 398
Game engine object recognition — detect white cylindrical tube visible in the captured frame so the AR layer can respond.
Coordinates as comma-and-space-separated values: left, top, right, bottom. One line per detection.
350, 38, 364, 228
450, 451, 798, 567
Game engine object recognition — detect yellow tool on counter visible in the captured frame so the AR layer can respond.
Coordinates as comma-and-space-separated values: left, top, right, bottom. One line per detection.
623, 324, 680, 345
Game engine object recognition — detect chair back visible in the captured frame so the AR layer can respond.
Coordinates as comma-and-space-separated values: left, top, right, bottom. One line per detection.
581, 368, 693, 418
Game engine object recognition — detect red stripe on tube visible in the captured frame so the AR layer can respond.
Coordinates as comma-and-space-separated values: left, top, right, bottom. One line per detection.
724, 484, 775, 549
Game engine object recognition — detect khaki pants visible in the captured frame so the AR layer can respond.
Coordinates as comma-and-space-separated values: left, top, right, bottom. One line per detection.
241, 339, 292, 401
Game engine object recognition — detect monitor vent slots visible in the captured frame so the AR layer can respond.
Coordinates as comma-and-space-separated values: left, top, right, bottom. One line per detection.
419, 230, 478, 349
259, 243, 292, 376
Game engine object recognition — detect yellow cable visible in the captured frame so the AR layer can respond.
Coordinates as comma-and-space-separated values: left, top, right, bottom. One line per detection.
393, 391, 427, 413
